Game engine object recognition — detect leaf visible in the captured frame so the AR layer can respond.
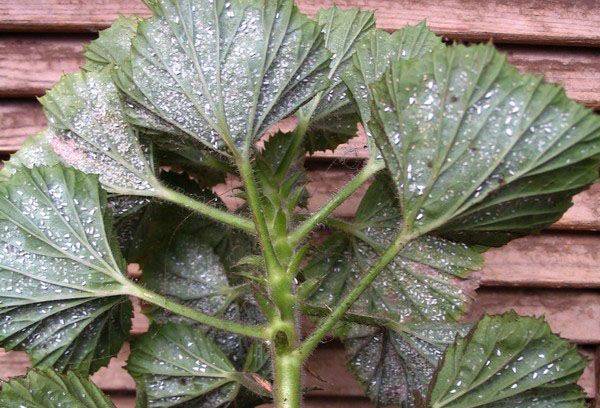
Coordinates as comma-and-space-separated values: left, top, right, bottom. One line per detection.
304, 174, 483, 324
40, 70, 159, 196
343, 22, 444, 160
0, 130, 60, 181
0, 165, 132, 374
127, 322, 253, 407
427, 312, 587, 408
119, 0, 331, 156
83, 15, 140, 72
82, 15, 231, 180
345, 322, 470, 406
367, 43, 600, 245
0, 369, 115, 407
302, 6, 376, 153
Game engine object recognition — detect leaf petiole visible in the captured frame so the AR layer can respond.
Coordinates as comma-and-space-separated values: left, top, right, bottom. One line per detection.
155, 184, 256, 234
288, 159, 384, 246
124, 281, 268, 340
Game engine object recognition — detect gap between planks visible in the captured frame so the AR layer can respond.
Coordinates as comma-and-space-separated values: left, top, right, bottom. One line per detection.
0, 0, 599, 47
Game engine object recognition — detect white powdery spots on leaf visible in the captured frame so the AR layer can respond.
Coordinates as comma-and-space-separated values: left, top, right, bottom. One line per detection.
42, 72, 156, 195
129, 0, 330, 154
0, 166, 131, 373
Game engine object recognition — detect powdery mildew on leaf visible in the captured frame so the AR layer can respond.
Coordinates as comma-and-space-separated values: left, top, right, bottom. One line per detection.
304, 175, 482, 324
345, 322, 470, 406
128, 322, 243, 407
124, 0, 331, 155
40, 71, 159, 196
343, 22, 444, 160
428, 313, 587, 408
368, 43, 600, 245
0, 166, 132, 374
0, 369, 116, 407
302, 6, 375, 153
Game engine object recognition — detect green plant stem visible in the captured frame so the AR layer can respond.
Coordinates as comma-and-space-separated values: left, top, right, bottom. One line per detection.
288, 160, 384, 246
296, 230, 415, 360
124, 281, 267, 340
272, 351, 303, 408
155, 184, 255, 234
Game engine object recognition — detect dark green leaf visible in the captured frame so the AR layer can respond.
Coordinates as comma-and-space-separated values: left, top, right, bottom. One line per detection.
39, 71, 159, 196
302, 6, 376, 153
304, 175, 483, 324
367, 43, 600, 245
0, 369, 115, 407
128, 322, 253, 407
83, 16, 140, 72
343, 22, 444, 160
0, 165, 132, 374
118, 0, 331, 156
427, 312, 587, 408
345, 322, 470, 406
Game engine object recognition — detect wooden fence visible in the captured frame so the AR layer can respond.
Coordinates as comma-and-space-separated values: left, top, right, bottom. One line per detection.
0, 1, 599, 406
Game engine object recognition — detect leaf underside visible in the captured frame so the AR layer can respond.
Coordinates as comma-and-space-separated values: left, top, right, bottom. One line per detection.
128, 322, 242, 407
345, 322, 471, 406
0, 166, 132, 374
428, 312, 587, 408
116, 0, 331, 156
343, 22, 445, 159
304, 174, 483, 325
0, 369, 116, 407
303, 6, 375, 153
367, 43, 600, 245
40, 71, 158, 196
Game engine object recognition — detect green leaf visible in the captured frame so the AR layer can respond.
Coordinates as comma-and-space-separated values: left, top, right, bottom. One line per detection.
118, 0, 331, 156
343, 22, 444, 160
0, 369, 115, 407
304, 174, 483, 324
427, 312, 587, 408
367, 43, 600, 245
302, 6, 376, 153
345, 322, 470, 406
39, 70, 159, 196
128, 322, 256, 407
83, 15, 140, 72
0, 130, 60, 181
0, 165, 132, 374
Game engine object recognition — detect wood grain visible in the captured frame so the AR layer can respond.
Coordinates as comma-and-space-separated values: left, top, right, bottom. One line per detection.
2, 36, 600, 107
1, 0, 600, 46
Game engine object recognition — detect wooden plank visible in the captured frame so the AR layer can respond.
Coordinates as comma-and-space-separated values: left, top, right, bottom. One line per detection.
468, 289, 600, 345
477, 233, 600, 288
1, 0, 599, 47
0, 100, 45, 151
2, 36, 600, 106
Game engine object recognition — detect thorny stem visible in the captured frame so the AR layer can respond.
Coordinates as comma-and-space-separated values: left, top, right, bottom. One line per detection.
124, 281, 268, 339
288, 160, 385, 246
296, 230, 416, 361
155, 184, 255, 234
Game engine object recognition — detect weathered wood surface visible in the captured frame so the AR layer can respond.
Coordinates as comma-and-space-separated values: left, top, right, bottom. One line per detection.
1, 0, 600, 47
2, 36, 600, 107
